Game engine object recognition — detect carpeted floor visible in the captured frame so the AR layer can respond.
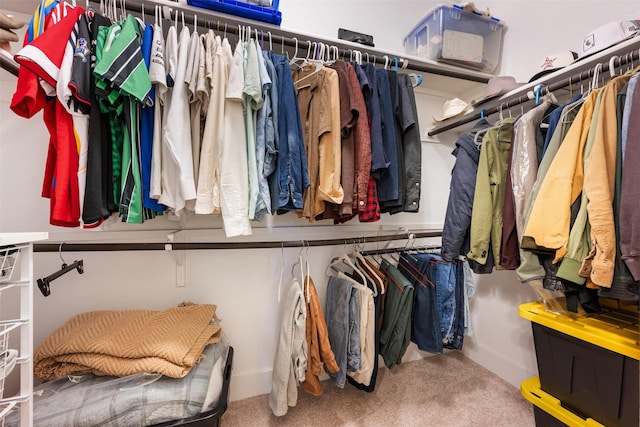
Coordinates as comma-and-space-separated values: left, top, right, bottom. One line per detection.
221, 352, 535, 426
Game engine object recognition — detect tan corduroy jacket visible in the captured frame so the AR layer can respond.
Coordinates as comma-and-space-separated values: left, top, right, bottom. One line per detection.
302, 276, 339, 396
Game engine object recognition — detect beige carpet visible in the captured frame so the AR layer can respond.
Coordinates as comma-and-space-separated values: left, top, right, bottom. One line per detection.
221, 352, 535, 426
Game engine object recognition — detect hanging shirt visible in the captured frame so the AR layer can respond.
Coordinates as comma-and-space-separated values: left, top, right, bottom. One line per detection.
162, 25, 195, 215
380, 70, 405, 213
149, 23, 167, 205
321, 60, 357, 220
94, 15, 152, 223
363, 62, 388, 177
293, 64, 343, 221
244, 39, 263, 220
376, 69, 400, 203
262, 50, 280, 216
221, 40, 251, 237
57, 13, 90, 223
140, 22, 165, 214
345, 63, 371, 215
13, 5, 85, 227
399, 74, 422, 213
196, 33, 229, 216
184, 29, 207, 212
270, 51, 308, 214
254, 40, 274, 221
83, 12, 116, 227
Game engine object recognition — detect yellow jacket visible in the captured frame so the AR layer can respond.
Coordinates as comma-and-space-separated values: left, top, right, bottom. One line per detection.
583, 74, 632, 287
522, 89, 601, 261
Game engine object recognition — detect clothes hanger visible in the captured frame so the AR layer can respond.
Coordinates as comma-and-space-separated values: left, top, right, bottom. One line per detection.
36, 244, 84, 297
293, 44, 323, 86
609, 55, 619, 77
288, 38, 303, 68
409, 73, 423, 87
349, 241, 378, 296
325, 251, 367, 286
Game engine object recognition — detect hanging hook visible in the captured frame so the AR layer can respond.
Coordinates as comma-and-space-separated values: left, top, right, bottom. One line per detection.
609, 55, 618, 77
268, 31, 272, 51
58, 243, 66, 265
383, 55, 389, 69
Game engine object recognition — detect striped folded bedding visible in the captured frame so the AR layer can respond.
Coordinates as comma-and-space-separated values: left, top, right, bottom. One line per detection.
34, 303, 222, 381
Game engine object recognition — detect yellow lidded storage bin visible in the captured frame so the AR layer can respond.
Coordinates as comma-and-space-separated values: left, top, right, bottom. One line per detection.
518, 301, 639, 427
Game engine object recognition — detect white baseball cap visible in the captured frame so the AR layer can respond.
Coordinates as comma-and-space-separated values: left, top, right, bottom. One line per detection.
529, 51, 578, 83
578, 20, 640, 59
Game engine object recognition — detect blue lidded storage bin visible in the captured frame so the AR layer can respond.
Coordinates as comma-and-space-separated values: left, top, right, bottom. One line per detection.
187, 0, 282, 25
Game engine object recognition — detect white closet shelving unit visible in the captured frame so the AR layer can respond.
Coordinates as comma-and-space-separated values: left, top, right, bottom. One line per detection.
0, 232, 47, 427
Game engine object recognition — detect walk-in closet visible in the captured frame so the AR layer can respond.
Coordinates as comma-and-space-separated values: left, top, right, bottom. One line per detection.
0, 1, 638, 426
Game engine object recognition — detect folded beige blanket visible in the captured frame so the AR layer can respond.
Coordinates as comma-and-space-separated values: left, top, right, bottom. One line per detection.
34, 304, 222, 381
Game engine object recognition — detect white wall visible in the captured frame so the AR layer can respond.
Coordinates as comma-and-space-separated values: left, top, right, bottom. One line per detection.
1, 0, 636, 403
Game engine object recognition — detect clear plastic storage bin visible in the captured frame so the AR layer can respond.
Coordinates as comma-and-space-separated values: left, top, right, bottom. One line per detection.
403, 4, 505, 73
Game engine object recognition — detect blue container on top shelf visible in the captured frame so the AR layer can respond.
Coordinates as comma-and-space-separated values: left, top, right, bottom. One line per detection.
187, 0, 282, 25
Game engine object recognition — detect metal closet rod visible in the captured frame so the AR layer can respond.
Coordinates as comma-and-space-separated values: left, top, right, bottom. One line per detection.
427, 46, 640, 136
33, 230, 443, 252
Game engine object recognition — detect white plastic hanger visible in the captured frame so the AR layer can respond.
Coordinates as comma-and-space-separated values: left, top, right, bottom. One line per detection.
293, 47, 323, 86
351, 249, 380, 296
325, 253, 367, 286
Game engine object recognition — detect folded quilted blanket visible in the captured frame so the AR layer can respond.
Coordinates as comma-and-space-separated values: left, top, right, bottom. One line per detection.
34, 304, 222, 381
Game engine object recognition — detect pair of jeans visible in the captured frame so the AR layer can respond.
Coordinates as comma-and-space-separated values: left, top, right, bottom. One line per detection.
325, 276, 354, 389
346, 287, 361, 372
410, 253, 457, 345
445, 259, 466, 350
399, 253, 442, 354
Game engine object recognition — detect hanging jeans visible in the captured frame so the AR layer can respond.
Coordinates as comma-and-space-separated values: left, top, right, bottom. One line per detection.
407, 253, 457, 346
325, 276, 354, 388
399, 253, 442, 354
445, 258, 466, 350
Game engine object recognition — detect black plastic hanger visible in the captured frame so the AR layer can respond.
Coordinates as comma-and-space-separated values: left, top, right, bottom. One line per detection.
36, 244, 84, 297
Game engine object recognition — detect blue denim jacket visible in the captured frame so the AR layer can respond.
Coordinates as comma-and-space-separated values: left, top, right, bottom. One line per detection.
254, 46, 277, 221
270, 52, 309, 213
263, 51, 280, 215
